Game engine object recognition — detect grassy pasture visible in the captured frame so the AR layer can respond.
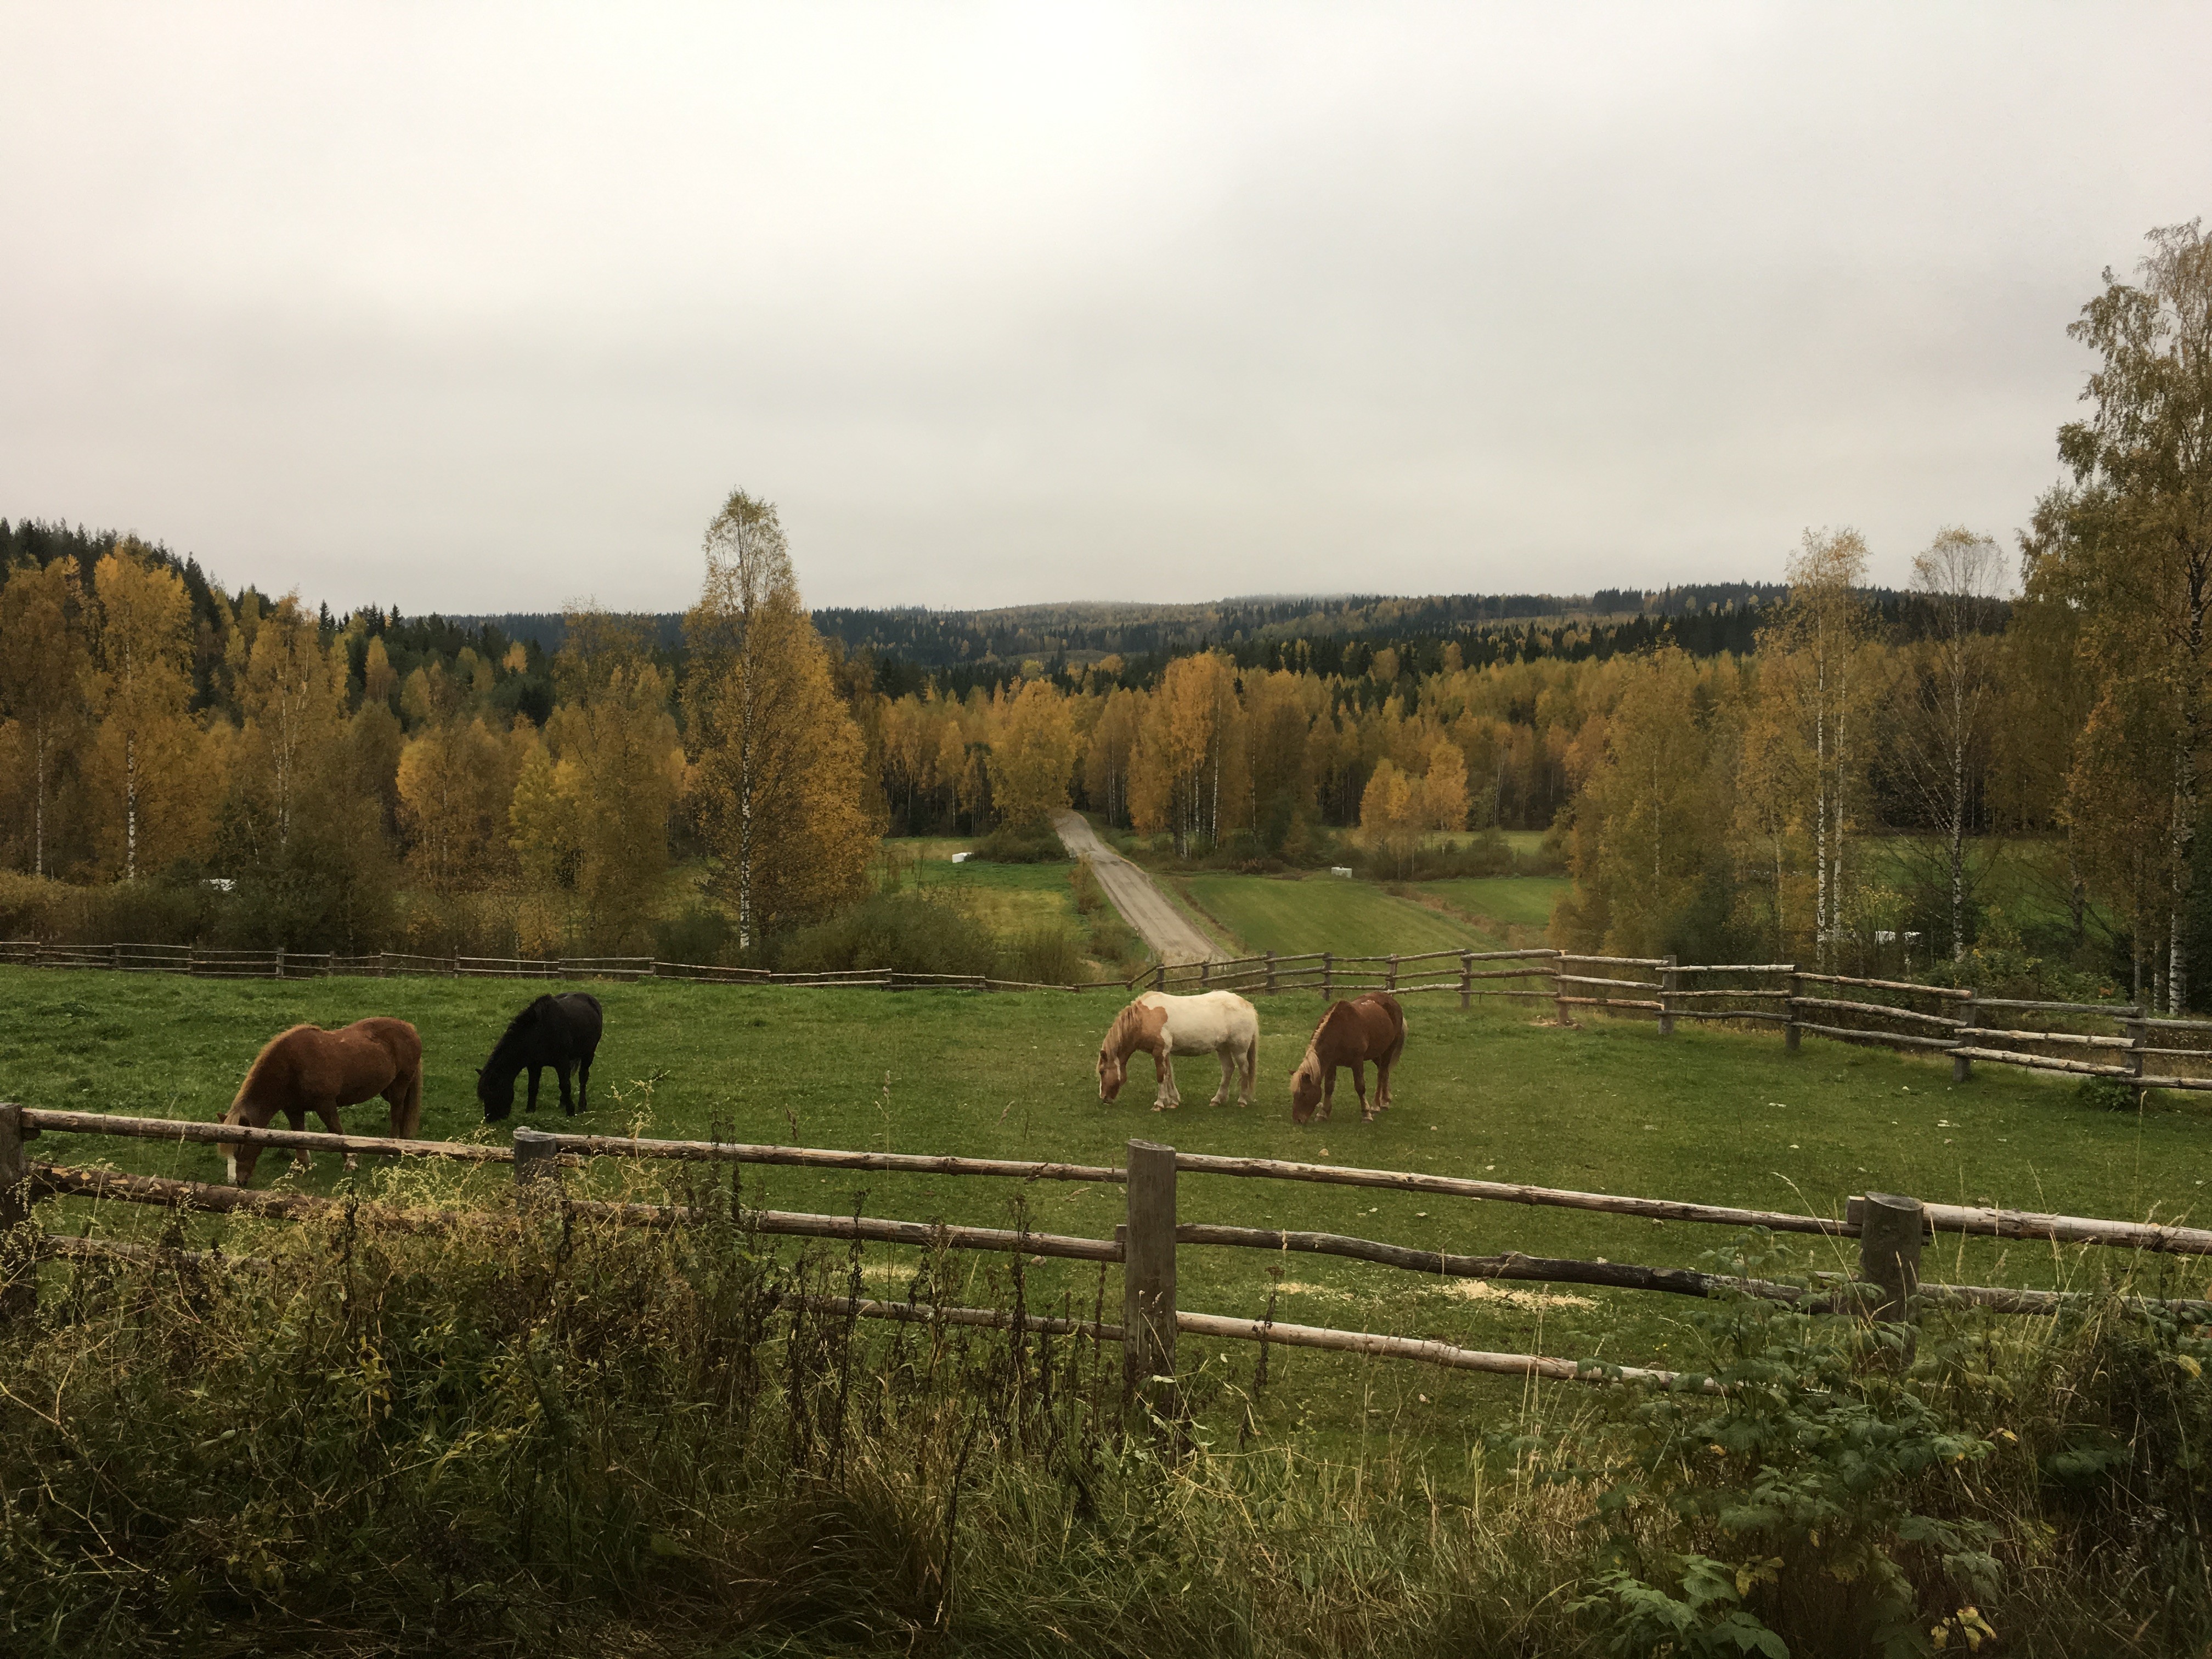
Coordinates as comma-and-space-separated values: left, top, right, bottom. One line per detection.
1176, 872, 1504, 957
1415, 874, 1570, 937
893, 842, 1084, 939
7, 964, 2209, 1458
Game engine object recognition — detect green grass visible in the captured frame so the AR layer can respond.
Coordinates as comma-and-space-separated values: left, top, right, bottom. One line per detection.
1417, 875, 1570, 934
10, 962, 2209, 1456
883, 837, 1140, 972
1178, 872, 1504, 957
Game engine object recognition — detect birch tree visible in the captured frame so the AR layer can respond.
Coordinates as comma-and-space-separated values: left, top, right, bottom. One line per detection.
985, 678, 1080, 829
89, 547, 194, 881
2034, 221, 2212, 1010
1892, 527, 2005, 960
684, 490, 876, 943
236, 595, 347, 852
1759, 528, 1874, 966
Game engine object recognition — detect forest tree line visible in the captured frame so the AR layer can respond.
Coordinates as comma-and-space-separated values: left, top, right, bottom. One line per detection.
1, 222, 2207, 1002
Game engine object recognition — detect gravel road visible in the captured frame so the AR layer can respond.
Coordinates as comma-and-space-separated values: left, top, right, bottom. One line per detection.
1051, 810, 1222, 966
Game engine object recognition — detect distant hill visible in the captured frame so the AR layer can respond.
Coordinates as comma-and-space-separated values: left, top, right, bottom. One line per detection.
455, 584, 1798, 672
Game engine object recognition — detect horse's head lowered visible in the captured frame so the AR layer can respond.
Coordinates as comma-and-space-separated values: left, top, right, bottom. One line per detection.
1097, 1001, 1154, 1103
1097, 1037, 1128, 1103
1288, 1048, 1325, 1124
477, 1065, 517, 1122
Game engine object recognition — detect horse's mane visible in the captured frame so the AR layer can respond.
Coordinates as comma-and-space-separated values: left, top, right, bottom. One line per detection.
488, 996, 554, 1062
1102, 1001, 1142, 1053
233, 1024, 315, 1109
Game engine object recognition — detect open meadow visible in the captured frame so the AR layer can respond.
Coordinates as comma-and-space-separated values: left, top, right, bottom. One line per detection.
1173, 872, 1509, 958
9, 962, 2208, 1438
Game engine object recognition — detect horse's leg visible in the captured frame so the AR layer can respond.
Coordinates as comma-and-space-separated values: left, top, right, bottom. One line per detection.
1376, 1049, 1395, 1115
1240, 1033, 1257, 1107
223, 1103, 266, 1188
1153, 1048, 1178, 1111
578, 1054, 591, 1114
1318, 1064, 1334, 1122
309, 1099, 358, 1174
1209, 1044, 1234, 1107
556, 1060, 576, 1115
526, 1066, 542, 1114
286, 1105, 314, 1175
1353, 1060, 1375, 1122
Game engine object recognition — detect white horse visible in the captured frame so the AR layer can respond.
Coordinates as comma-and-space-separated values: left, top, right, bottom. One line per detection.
1096, 990, 1259, 1110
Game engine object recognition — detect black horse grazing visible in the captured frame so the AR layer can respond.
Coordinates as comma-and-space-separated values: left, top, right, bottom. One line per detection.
478, 992, 603, 1121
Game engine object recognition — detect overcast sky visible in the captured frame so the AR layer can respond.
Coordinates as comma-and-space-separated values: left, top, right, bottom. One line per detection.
3, 5, 2209, 614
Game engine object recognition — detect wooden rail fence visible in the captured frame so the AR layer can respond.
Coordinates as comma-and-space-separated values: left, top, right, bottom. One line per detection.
9, 937, 2212, 1098
5, 1106, 2206, 1408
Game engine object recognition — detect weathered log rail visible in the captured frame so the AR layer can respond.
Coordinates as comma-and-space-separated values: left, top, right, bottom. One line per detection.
10, 927, 2212, 1095
5, 1104, 2206, 1423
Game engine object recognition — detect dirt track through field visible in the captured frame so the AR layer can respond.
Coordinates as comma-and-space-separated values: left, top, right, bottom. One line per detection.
1051, 811, 1222, 966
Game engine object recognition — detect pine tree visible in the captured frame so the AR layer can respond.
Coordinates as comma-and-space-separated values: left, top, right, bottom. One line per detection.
0, 558, 88, 877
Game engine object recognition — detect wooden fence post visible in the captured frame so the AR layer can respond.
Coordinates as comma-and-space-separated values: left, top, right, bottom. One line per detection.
112, 942, 122, 973
1658, 953, 1678, 1037
1952, 990, 1976, 1083
1856, 1190, 1925, 1327
512, 1127, 560, 1188
1553, 951, 1568, 1026
1121, 1138, 1178, 1414
275, 946, 285, 981
1784, 968, 1801, 1053
1459, 951, 1474, 1011
1265, 951, 1277, 995
1154, 962, 1168, 992
1200, 959, 1210, 990
2125, 1015, 2148, 1108
0, 1103, 36, 1321
1386, 955, 1399, 992
1321, 952, 1333, 1000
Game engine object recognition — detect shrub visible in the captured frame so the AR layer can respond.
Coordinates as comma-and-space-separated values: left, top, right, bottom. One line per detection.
776, 891, 996, 977
2074, 1076, 2138, 1113
1070, 856, 1107, 917
973, 822, 1068, 863
655, 902, 739, 967
997, 924, 1085, 986
1086, 916, 1142, 976
1529, 1234, 2002, 1658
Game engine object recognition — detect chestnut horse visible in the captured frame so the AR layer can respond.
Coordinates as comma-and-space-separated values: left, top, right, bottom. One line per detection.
1097, 990, 1259, 1110
219, 1018, 424, 1187
1289, 992, 1404, 1124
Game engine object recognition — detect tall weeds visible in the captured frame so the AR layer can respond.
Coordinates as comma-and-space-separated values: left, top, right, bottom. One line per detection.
2, 1192, 2207, 1657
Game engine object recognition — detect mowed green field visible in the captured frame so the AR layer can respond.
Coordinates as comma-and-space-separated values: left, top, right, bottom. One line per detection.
1417, 875, 1570, 934
7, 963, 2209, 1452
1179, 872, 1504, 956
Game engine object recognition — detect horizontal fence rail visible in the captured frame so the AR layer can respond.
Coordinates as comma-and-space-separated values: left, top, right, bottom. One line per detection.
9, 936, 2207, 1092
7, 1108, 2203, 1409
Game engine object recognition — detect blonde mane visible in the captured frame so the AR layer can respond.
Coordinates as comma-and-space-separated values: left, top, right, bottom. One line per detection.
1101, 1000, 1148, 1059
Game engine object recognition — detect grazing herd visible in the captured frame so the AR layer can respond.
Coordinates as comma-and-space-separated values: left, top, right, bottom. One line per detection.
215, 984, 1403, 1189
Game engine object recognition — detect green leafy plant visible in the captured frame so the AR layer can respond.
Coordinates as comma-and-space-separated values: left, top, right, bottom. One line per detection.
1533, 1234, 2000, 1658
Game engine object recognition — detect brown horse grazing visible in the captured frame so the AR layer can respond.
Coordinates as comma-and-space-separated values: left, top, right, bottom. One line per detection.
1289, 992, 1405, 1125
220, 1018, 425, 1187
